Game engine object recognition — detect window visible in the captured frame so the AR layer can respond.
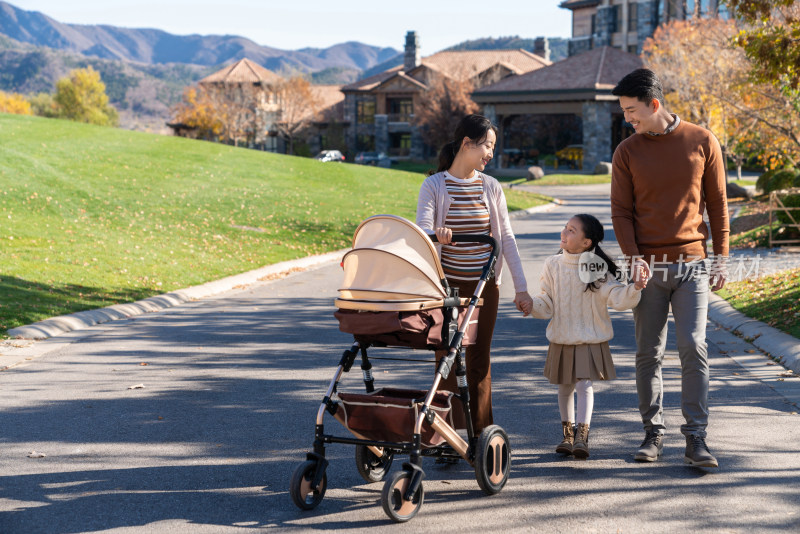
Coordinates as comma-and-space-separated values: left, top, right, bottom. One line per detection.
357, 100, 375, 125
387, 98, 413, 122
628, 2, 638, 32
389, 133, 411, 156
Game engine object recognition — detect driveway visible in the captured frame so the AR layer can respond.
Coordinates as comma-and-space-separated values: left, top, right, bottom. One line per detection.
1, 184, 798, 533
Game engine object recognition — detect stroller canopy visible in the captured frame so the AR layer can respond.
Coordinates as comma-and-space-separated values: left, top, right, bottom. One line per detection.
337, 215, 447, 310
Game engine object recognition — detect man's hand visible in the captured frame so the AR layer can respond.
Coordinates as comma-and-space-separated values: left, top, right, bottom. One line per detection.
710, 256, 728, 292
514, 291, 533, 317
633, 258, 650, 290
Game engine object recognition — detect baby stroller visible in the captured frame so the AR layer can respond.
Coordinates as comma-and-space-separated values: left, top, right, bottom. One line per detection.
289, 214, 512, 522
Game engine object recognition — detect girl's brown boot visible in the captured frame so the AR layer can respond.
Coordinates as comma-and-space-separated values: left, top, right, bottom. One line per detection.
573, 423, 590, 459
556, 421, 574, 455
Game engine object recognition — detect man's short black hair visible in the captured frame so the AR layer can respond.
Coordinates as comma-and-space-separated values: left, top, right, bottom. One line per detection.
612, 68, 665, 106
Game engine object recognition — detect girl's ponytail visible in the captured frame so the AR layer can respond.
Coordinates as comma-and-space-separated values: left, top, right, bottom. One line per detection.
572, 213, 620, 292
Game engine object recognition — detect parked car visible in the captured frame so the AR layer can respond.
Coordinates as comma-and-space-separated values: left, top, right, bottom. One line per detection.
354, 151, 391, 168
314, 150, 345, 162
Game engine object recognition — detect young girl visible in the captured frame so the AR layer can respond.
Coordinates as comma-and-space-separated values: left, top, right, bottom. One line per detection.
528, 214, 647, 459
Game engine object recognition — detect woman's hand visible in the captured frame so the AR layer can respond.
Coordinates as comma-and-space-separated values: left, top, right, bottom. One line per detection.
434, 227, 453, 245
514, 291, 533, 317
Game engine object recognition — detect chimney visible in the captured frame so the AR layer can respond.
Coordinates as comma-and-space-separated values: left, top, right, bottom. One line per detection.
404, 31, 420, 72
534, 37, 551, 62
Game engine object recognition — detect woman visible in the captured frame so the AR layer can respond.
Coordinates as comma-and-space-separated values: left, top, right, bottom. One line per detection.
416, 114, 533, 433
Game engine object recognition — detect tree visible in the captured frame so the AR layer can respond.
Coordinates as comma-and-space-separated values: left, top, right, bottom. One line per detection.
54, 66, 119, 126
643, 17, 798, 173
274, 76, 320, 155
414, 74, 479, 153
0, 91, 32, 115
171, 86, 224, 140
725, 0, 800, 88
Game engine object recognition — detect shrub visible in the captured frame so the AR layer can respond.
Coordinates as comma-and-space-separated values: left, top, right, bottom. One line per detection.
756, 168, 778, 192
775, 193, 800, 226
768, 168, 800, 193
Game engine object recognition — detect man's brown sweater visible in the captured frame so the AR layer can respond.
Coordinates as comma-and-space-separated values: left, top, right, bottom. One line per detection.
611, 119, 729, 263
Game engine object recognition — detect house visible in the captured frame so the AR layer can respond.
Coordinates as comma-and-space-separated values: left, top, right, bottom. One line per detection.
472, 46, 643, 171
560, 0, 729, 56
341, 31, 551, 160
169, 58, 344, 155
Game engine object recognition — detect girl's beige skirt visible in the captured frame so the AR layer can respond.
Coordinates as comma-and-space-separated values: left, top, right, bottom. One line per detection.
543, 342, 616, 384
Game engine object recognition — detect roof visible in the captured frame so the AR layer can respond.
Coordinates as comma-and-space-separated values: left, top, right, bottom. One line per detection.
473, 46, 643, 96
342, 49, 550, 92
559, 0, 602, 10
199, 58, 283, 85
418, 49, 550, 80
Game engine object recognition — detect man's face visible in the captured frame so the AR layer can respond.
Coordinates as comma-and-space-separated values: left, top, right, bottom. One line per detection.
618, 96, 658, 134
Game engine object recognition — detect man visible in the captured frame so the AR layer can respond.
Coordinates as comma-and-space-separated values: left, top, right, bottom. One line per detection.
610, 68, 729, 468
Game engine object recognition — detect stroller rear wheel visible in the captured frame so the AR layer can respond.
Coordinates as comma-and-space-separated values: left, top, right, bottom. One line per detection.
355, 445, 394, 483
381, 470, 424, 522
290, 460, 327, 510
474, 425, 511, 495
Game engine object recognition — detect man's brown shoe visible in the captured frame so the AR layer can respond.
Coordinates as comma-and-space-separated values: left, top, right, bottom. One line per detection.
684, 435, 718, 468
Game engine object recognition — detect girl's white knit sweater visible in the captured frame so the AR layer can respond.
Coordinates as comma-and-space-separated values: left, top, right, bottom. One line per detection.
530, 252, 642, 345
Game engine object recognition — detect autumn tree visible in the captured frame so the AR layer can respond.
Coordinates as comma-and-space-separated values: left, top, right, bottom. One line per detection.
171, 86, 224, 140
724, 0, 800, 88
642, 18, 796, 174
0, 90, 32, 115
274, 76, 320, 155
414, 74, 479, 153
54, 66, 119, 126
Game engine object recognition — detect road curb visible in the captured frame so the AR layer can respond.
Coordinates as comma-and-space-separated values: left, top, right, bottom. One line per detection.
707, 292, 800, 374
7, 249, 347, 340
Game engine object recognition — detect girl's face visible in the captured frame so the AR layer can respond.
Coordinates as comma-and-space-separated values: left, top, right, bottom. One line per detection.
561, 217, 592, 254
461, 129, 496, 171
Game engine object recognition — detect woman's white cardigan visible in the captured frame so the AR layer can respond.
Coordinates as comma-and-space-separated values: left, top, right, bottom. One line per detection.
415, 171, 527, 293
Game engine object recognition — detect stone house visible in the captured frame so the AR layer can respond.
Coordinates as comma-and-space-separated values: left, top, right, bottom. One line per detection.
169, 58, 344, 155
473, 46, 643, 171
560, 0, 729, 56
341, 31, 551, 160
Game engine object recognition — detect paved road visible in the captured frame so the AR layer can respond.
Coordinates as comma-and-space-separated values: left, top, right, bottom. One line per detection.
1, 184, 799, 533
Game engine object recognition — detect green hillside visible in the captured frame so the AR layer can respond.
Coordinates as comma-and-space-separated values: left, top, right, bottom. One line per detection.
0, 114, 420, 333
0, 114, 549, 336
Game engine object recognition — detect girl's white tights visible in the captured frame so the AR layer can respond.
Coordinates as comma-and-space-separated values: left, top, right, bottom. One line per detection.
557, 379, 594, 425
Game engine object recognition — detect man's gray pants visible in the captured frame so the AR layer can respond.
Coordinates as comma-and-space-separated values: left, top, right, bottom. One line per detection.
632, 260, 710, 438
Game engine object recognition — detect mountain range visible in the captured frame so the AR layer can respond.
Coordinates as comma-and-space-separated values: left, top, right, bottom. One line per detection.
0, 1, 567, 132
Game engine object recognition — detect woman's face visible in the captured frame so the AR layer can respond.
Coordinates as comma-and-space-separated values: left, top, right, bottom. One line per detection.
462, 128, 496, 171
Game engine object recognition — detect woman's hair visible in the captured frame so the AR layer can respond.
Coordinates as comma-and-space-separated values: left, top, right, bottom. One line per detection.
568, 213, 620, 292
429, 114, 497, 175
611, 68, 665, 107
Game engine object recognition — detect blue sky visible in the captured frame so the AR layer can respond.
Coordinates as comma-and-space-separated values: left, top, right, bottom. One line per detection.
11, 1, 573, 53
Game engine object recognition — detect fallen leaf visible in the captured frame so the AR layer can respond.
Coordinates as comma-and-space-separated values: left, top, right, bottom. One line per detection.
28, 451, 46, 458
732, 372, 740, 375
128, 384, 145, 389
139, 362, 149, 366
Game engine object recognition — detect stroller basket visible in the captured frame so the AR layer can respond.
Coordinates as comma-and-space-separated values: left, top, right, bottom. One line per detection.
335, 388, 463, 447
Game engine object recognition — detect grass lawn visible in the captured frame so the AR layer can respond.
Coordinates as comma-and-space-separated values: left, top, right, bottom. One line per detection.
0, 114, 551, 336
717, 267, 800, 339
506, 173, 612, 186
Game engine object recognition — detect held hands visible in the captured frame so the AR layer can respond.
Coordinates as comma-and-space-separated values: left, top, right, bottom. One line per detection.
632, 258, 651, 290
515, 291, 533, 317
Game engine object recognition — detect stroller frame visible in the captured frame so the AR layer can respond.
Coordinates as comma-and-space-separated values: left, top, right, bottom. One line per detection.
290, 216, 511, 523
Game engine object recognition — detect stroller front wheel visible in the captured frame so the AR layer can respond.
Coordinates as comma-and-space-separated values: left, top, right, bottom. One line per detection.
290, 460, 327, 510
474, 425, 511, 495
355, 444, 394, 483
381, 470, 424, 522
